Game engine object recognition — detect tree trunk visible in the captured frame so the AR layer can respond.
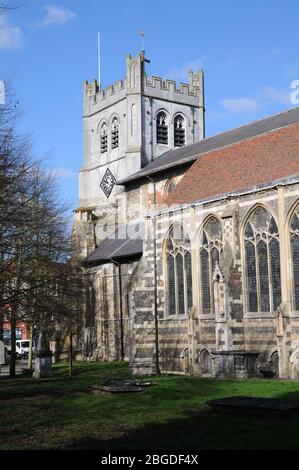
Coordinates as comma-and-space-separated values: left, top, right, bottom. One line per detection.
0, 309, 3, 341
69, 332, 73, 377
27, 324, 33, 371
9, 308, 16, 377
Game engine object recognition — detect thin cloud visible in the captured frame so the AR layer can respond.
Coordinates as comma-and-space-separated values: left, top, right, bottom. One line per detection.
166, 57, 206, 82
0, 14, 23, 50
37, 4, 76, 28
51, 167, 76, 179
261, 86, 291, 105
285, 60, 299, 80
220, 97, 259, 115
219, 85, 293, 117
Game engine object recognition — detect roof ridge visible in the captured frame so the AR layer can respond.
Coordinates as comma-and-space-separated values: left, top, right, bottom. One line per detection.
147, 106, 299, 164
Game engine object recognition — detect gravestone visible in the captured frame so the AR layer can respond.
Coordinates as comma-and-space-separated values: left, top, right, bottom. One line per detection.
0, 340, 5, 365
33, 331, 53, 379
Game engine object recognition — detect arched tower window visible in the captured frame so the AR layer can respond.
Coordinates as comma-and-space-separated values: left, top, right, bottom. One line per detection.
200, 217, 222, 314
156, 111, 168, 145
111, 118, 119, 149
100, 123, 108, 153
244, 206, 281, 313
290, 206, 299, 309
174, 115, 185, 147
166, 224, 193, 315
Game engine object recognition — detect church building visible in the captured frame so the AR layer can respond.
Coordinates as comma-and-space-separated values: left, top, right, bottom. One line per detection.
73, 50, 299, 379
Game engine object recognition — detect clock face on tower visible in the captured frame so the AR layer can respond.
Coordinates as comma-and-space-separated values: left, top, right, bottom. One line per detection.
100, 168, 116, 198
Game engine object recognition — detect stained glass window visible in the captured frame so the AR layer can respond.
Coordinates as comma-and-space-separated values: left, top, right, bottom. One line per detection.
246, 242, 258, 312
200, 217, 222, 314
200, 248, 210, 311
167, 254, 176, 314
290, 208, 299, 310
244, 207, 281, 313
165, 225, 193, 315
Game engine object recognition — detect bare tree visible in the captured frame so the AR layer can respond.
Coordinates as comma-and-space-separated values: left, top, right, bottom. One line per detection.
0, 86, 83, 377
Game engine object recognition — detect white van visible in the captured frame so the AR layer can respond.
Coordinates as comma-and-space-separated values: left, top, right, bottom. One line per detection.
16, 340, 31, 359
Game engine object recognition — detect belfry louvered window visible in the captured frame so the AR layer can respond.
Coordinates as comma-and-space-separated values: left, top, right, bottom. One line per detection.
166, 224, 193, 315
244, 207, 281, 313
111, 118, 119, 149
157, 111, 168, 145
200, 217, 222, 314
100, 123, 108, 153
174, 115, 185, 147
290, 207, 299, 310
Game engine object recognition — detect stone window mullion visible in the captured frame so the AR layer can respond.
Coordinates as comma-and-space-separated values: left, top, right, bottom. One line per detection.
267, 238, 274, 312
255, 241, 261, 313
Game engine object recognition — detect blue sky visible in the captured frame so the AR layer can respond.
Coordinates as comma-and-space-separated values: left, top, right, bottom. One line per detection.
1, 0, 299, 212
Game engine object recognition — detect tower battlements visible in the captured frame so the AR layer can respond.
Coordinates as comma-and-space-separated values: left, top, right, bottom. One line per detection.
83, 79, 125, 101
83, 52, 204, 116
144, 72, 203, 98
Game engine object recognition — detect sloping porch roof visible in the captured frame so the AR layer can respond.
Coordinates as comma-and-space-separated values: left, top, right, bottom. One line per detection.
83, 221, 144, 266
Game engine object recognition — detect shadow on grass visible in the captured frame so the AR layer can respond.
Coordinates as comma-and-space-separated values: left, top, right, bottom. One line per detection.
0, 362, 132, 401
65, 406, 299, 451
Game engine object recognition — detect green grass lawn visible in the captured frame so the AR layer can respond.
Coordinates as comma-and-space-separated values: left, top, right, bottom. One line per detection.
1, 361, 299, 450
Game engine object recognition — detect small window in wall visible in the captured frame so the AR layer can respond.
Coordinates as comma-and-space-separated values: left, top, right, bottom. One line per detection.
111, 118, 119, 149
157, 111, 168, 145
100, 123, 108, 153
174, 115, 185, 147
165, 179, 176, 196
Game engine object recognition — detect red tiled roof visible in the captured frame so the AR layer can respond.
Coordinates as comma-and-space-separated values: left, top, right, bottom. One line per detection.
166, 123, 299, 207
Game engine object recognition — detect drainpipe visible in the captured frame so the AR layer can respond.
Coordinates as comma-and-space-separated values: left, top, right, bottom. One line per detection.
146, 175, 160, 375
109, 259, 124, 362
149, 97, 154, 162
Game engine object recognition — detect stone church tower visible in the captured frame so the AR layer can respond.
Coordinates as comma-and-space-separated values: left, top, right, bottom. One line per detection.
74, 51, 204, 255
73, 51, 205, 361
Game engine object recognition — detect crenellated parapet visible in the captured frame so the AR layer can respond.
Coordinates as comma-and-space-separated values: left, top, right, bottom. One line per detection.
83, 52, 204, 116
83, 78, 126, 115
144, 72, 203, 98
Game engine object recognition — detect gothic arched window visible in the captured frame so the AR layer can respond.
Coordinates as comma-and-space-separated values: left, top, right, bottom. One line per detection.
166, 224, 193, 315
111, 118, 119, 149
200, 217, 222, 314
100, 123, 108, 153
244, 207, 281, 313
174, 115, 185, 147
290, 206, 299, 309
157, 111, 168, 145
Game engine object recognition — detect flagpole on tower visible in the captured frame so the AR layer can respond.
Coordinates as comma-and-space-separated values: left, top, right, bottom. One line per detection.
97, 32, 101, 90
140, 31, 144, 53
